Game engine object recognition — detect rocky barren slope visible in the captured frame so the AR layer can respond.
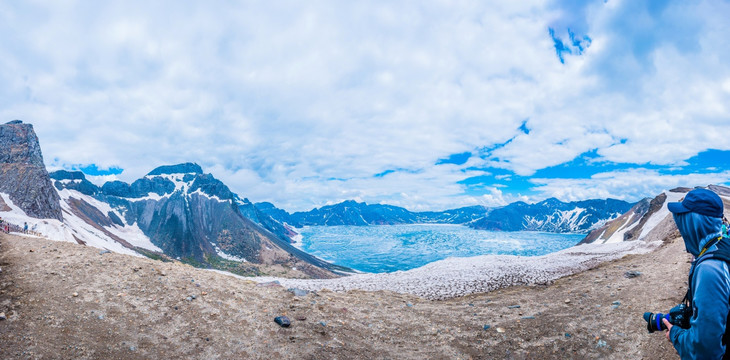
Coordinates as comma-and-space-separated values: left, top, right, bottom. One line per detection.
1, 232, 687, 359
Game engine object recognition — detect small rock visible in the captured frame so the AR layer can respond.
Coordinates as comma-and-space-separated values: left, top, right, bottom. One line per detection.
29, 249, 34, 252
624, 271, 642, 278
565, 299, 571, 304
565, 333, 572, 338
288, 288, 309, 297
129, 346, 137, 351
611, 305, 619, 309
596, 339, 608, 348
496, 327, 505, 333
99, 250, 111, 255
521, 316, 535, 320
406, 303, 413, 307
185, 297, 193, 302
612, 301, 621, 305
191, 295, 197, 300
72, 292, 78, 297
295, 316, 307, 321
0, 312, 6, 321
98, 315, 105, 320
319, 321, 327, 327
507, 305, 521, 309
274, 316, 291, 328
483, 325, 491, 330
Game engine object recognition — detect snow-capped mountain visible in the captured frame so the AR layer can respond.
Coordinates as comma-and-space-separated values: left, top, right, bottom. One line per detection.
576, 187, 730, 245
467, 198, 633, 233
260, 198, 632, 234
0, 121, 346, 278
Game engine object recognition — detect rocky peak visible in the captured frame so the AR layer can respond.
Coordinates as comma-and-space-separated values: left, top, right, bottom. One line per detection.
49, 170, 100, 196
0, 121, 62, 220
147, 163, 203, 176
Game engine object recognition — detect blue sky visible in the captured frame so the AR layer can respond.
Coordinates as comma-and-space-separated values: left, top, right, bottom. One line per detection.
2, 0, 730, 212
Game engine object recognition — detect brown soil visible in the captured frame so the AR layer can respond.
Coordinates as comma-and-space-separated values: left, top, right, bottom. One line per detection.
0, 233, 687, 359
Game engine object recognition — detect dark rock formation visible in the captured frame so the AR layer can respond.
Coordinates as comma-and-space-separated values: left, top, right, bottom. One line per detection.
0, 121, 62, 220
50, 170, 100, 196
96, 164, 346, 277
101, 181, 133, 197
147, 163, 203, 176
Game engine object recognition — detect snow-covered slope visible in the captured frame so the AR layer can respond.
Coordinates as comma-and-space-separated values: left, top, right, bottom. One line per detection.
579, 187, 725, 245
0, 190, 158, 257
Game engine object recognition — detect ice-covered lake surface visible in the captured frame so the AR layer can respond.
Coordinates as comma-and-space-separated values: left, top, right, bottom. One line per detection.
295, 224, 585, 273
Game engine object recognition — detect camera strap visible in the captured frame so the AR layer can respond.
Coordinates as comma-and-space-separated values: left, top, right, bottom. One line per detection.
685, 236, 725, 304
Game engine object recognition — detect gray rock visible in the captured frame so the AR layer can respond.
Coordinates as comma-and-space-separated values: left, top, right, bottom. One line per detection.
483, 324, 491, 330
288, 288, 309, 296
507, 305, 521, 309
99, 250, 111, 255
624, 271, 642, 278
0, 122, 62, 220
0, 312, 6, 320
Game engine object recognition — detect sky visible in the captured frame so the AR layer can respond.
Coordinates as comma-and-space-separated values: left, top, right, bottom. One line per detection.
2, 0, 730, 212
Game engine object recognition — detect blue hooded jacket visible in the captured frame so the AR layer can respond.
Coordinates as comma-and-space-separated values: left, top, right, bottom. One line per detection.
670, 212, 730, 359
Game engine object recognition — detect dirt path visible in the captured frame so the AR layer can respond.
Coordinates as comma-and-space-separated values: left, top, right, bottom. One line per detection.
0, 233, 686, 359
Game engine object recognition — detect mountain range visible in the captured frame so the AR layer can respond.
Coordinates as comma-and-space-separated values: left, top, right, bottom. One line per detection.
0, 120, 668, 278
257, 198, 634, 234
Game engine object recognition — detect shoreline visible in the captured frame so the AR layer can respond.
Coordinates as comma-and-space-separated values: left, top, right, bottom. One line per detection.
250, 239, 660, 300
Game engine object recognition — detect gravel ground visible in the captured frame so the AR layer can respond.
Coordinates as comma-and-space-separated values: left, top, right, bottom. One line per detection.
1, 232, 686, 359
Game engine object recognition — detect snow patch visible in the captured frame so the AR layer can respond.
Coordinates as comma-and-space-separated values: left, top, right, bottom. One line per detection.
247, 239, 660, 300
214, 245, 247, 262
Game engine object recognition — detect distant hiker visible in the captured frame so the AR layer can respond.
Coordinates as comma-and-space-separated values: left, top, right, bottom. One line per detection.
23, 222, 28, 233
661, 189, 730, 359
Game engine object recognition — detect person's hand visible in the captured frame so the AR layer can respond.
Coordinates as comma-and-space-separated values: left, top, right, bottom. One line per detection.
663, 318, 673, 342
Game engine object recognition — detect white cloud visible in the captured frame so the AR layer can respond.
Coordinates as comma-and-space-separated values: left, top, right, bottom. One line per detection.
1, 1, 730, 211
531, 168, 730, 203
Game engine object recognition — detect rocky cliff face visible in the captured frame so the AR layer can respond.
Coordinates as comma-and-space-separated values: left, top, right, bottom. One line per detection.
93, 164, 345, 277
0, 121, 62, 220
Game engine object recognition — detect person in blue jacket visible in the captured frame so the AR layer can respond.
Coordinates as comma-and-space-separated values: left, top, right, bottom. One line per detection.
665, 188, 730, 359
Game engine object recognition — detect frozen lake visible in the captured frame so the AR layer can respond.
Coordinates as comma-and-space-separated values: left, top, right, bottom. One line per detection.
296, 224, 585, 273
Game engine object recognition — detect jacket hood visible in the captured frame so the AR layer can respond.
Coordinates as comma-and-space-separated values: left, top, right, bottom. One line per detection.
673, 212, 723, 256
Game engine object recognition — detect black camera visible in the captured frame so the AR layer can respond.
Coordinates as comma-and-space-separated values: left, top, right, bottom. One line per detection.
643, 303, 692, 333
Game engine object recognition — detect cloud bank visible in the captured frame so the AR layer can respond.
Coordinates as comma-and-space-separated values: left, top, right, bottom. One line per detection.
1, 0, 729, 211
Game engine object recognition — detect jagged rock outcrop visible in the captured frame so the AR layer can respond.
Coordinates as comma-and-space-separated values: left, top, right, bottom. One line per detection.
0, 121, 62, 220
50, 170, 100, 196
